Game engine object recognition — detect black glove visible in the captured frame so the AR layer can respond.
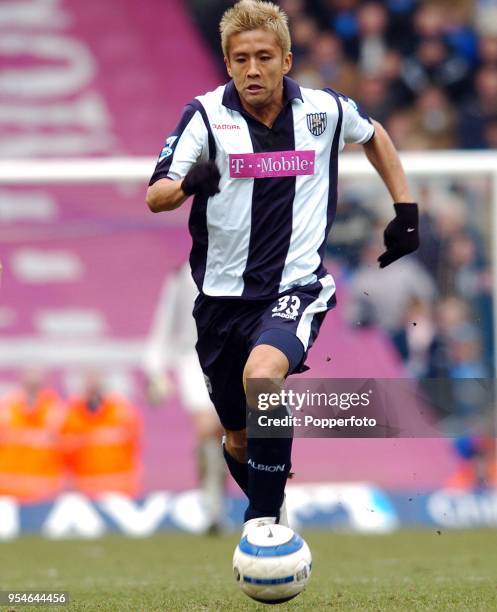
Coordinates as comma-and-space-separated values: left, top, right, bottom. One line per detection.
181, 161, 220, 198
377, 203, 419, 268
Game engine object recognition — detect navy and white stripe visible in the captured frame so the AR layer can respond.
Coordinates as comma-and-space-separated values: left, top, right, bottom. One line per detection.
296, 275, 337, 351
149, 77, 374, 300
150, 100, 212, 182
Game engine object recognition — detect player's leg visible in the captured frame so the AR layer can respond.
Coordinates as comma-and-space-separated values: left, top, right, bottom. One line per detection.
222, 339, 295, 510
192, 295, 250, 498
242, 341, 301, 523
223, 427, 248, 494
176, 352, 226, 533
242, 276, 337, 524
194, 375, 249, 502
191, 412, 226, 533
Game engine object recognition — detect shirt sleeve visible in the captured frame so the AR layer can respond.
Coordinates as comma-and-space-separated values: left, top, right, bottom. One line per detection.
339, 95, 375, 145
149, 101, 209, 186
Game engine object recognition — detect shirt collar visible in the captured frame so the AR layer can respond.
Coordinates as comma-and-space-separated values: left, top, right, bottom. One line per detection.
222, 76, 303, 113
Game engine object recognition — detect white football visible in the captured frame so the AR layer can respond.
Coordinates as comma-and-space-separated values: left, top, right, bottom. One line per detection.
232, 524, 312, 604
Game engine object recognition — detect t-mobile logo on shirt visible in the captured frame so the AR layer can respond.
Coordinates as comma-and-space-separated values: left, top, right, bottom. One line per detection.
229, 150, 315, 179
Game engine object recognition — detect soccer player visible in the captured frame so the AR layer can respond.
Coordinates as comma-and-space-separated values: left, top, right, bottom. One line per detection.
143, 263, 226, 533
146, 0, 419, 532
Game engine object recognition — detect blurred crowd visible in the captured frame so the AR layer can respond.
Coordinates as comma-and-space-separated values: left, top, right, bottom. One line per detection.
283, 0, 497, 150
194, 0, 497, 149
328, 176, 493, 422
190, 0, 496, 421
0, 370, 142, 504
2, 0, 496, 504
285, 0, 496, 422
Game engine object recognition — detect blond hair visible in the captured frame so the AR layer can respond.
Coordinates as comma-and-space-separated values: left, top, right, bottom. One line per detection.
220, 0, 291, 58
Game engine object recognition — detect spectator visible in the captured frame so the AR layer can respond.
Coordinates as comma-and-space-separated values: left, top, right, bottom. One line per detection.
443, 230, 493, 370
291, 15, 320, 66
391, 297, 437, 377
385, 109, 416, 149
443, 232, 486, 296
356, 2, 390, 74
357, 76, 397, 124
0, 369, 65, 502
443, 3, 479, 65
326, 194, 378, 269
412, 3, 445, 41
279, 0, 306, 21
457, 64, 497, 148
408, 86, 456, 149
401, 36, 471, 103
447, 323, 487, 380
308, 31, 358, 93
419, 193, 480, 281
446, 322, 488, 419
446, 435, 497, 489
325, 0, 361, 59
377, 48, 412, 107
346, 233, 436, 335
62, 372, 142, 498
428, 296, 472, 378
385, 0, 417, 53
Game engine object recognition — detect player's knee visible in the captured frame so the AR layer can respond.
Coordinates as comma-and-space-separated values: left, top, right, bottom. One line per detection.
243, 354, 287, 388
225, 429, 247, 463
243, 355, 286, 410
244, 363, 281, 382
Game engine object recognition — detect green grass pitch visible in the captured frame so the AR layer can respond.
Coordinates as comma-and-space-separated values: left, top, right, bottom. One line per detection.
1, 530, 496, 611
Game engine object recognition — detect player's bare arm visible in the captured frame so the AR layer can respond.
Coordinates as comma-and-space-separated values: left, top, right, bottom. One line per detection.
146, 160, 221, 213
363, 120, 414, 203
146, 178, 187, 212
363, 120, 420, 268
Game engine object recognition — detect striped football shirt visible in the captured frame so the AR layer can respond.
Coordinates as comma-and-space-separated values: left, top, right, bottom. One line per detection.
149, 76, 374, 299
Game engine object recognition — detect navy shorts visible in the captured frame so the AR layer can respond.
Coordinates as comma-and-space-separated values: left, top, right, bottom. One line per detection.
193, 275, 336, 431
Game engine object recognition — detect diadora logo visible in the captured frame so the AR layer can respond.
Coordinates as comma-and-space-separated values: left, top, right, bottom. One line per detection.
158, 136, 177, 162
272, 295, 301, 321
248, 459, 286, 472
212, 123, 241, 130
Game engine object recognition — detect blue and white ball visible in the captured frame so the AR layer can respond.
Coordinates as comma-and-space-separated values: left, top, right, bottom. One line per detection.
233, 524, 312, 604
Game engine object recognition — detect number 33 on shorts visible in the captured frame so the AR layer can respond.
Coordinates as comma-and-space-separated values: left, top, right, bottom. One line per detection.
272, 295, 301, 320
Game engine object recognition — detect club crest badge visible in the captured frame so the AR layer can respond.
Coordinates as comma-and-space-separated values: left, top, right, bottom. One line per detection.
306, 113, 327, 136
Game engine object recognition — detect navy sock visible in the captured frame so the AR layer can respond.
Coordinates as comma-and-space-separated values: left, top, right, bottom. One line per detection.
245, 406, 293, 522
222, 442, 248, 495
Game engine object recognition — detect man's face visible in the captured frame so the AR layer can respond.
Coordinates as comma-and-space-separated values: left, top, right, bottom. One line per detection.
225, 29, 292, 110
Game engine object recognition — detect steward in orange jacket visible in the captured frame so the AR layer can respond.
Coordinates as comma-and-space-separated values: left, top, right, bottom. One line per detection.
0, 371, 65, 502
62, 375, 142, 497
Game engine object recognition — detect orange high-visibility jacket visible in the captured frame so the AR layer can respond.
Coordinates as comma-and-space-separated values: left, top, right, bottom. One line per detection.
0, 388, 66, 502
62, 394, 142, 497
